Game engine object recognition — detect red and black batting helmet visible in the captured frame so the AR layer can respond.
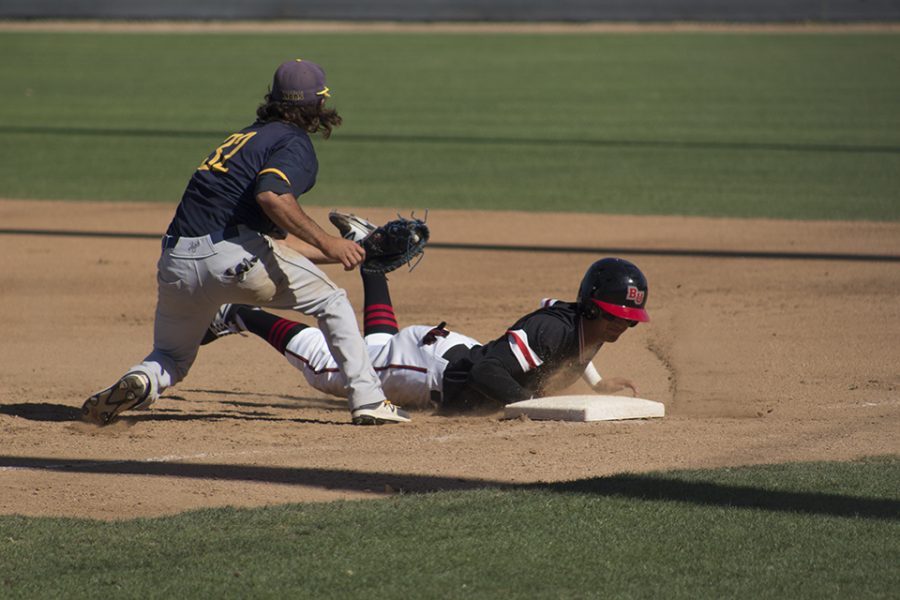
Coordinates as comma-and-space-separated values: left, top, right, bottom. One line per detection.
577, 258, 650, 323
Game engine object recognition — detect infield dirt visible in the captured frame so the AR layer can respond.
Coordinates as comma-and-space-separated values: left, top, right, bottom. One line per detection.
1, 199, 897, 520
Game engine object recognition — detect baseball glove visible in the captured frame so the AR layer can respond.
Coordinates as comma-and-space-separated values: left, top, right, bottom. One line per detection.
360, 216, 430, 274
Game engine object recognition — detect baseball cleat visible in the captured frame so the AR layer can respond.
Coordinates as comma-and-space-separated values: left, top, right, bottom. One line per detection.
201, 304, 256, 345
351, 400, 412, 425
82, 372, 151, 425
329, 210, 376, 243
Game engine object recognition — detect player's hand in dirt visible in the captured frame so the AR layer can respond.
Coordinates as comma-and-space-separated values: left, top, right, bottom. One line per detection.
593, 377, 637, 396
322, 236, 366, 270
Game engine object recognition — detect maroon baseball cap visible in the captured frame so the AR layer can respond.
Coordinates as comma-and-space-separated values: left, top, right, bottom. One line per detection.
270, 59, 331, 105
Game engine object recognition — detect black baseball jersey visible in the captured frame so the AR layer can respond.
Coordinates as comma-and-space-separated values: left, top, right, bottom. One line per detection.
166, 120, 318, 238
441, 300, 601, 408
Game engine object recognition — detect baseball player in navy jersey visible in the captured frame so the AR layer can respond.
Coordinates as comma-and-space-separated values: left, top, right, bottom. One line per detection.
83, 60, 409, 426
202, 213, 650, 412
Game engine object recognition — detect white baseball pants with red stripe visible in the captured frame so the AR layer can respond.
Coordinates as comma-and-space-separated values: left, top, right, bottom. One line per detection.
284, 325, 481, 409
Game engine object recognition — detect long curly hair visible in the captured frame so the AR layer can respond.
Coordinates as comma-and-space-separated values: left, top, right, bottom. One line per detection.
255, 94, 343, 139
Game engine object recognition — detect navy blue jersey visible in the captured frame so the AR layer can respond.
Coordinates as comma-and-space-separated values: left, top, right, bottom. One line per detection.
442, 301, 601, 408
166, 120, 318, 238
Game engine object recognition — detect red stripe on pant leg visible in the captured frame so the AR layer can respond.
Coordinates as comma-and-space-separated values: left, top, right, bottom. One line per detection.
373, 363, 428, 374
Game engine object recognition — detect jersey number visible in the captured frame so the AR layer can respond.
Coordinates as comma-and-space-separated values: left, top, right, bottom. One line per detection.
198, 132, 257, 173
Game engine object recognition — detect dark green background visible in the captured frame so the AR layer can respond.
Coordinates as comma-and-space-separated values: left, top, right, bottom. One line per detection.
1, 32, 898, 219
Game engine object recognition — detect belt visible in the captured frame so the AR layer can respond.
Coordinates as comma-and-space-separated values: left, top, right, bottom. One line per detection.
161, 226, 244, 250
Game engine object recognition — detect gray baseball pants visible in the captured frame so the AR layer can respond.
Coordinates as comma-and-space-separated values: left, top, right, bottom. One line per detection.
128, 226, 385, 411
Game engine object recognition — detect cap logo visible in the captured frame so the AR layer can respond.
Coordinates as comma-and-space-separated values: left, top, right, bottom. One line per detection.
273, 58, 330, 105
626, 285, 645, 305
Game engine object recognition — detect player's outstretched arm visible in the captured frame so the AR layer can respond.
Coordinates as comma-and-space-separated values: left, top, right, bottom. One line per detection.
582, 362, 637, 396
593, 377, 637, 396
282, 235, 332, 264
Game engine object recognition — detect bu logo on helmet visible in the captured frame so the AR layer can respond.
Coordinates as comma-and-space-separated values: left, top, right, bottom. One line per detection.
626, 285, 645, 305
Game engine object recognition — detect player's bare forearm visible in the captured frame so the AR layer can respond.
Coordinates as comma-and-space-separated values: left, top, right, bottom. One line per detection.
256, 191, 331, 247
256, 191, 364, 269
282, 235, 333, 264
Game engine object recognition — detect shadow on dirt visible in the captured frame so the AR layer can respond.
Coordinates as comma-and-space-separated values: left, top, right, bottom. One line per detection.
4, 227, 899, 263
0, 456, 500, 495
0, 455, 896, 521
179, 388, 342, 411
124, 412, 348, 426
530, 473, 900, 521
0, 403, 83, 422
0, 402, 346, 425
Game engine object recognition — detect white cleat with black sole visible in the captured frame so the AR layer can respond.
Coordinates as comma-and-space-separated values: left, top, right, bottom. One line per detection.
351, 400, 412, 425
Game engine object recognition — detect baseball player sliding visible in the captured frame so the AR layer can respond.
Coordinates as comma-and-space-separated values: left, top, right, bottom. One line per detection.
199, 212, 651, 412
83, 59, 409, 426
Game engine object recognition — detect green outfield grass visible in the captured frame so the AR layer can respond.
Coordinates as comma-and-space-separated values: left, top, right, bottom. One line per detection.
1, 457, 897, 599
1, 31, 898, 219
